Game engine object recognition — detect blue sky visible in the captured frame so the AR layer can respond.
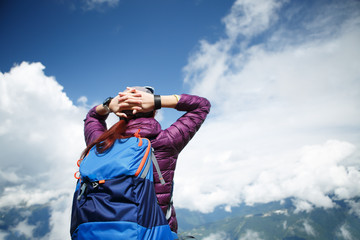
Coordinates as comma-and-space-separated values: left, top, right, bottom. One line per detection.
0, 0, 234, 103
1, 0, 360, 239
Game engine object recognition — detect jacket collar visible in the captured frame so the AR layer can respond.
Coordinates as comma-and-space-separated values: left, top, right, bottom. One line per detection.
124, 117, 161, 139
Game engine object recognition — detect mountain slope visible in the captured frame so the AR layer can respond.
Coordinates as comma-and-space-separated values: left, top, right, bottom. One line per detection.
177, 198, 360, 240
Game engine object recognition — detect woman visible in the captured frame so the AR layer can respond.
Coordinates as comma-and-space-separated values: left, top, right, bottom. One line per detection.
83, 86, 211, 233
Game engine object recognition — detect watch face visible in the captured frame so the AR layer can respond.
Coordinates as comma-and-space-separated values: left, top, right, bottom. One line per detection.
103, 97, 113, 106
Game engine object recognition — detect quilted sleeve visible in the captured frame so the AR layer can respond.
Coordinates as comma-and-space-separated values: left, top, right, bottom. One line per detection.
84, 106, 109, 146
155, 94, 211, 153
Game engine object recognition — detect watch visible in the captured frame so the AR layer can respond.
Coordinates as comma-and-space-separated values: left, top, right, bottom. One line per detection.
102, 97, 113, 113
154, 95, 161, 110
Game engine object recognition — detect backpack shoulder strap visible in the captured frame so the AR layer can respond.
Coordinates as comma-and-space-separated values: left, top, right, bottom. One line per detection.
137, 138, 165, 185
151, 148, 165, 185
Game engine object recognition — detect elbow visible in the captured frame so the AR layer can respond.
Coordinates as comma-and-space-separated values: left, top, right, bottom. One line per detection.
201, 97, 211, 114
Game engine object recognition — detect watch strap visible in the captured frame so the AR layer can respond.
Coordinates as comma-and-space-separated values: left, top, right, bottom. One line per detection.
154, 95, 161, 110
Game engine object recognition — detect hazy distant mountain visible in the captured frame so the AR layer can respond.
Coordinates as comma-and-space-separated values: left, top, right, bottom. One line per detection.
177, 198, 360, 240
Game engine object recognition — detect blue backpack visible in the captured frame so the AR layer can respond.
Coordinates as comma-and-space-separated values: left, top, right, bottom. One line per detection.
70, 133, 178, 240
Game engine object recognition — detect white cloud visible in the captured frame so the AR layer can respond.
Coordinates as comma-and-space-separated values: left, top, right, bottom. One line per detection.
10, 220, 36, 239
77, 96, 88, 107
282, 221, 287, 230
203, 232, 229, 240
347, 200, 360, 218
302, 220, 316, 237
223, 0, 284, 39
47, 194, 74, 240
0, 62, 85, 239
83, 0, 119, 10
176, 0, 360, 213
239, 230, 263, 240
337, 224, 354, 240
292, 199, 313, 214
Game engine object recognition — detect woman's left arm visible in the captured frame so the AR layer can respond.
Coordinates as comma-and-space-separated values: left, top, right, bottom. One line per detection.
163, 94, 211, 152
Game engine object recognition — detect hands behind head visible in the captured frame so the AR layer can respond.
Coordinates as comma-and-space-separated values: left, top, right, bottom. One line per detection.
109, 87, 155, 118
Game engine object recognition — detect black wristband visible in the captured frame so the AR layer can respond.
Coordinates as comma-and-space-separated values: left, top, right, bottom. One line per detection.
154, 95, 161, 110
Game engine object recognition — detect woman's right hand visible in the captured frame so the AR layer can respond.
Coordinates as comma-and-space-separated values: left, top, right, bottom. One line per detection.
110, 87, 156, 117
109, 88, 143, 117
125, 87, 155, 113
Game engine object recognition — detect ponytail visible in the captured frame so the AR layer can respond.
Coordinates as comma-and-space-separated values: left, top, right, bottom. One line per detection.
81, 119, 128, 159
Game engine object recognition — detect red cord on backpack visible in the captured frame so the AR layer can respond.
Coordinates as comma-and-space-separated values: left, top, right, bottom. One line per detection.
134, 129, 143, 146
74, 159, 83, 179
74, 171, 80, 180
134, 129, 141, 138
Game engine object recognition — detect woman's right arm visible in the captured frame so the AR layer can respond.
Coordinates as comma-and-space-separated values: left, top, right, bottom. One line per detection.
84, 106, 109, 146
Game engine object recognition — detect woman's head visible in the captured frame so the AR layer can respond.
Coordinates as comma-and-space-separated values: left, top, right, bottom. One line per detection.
121, 86, 156, 119
132, 86, 154, 94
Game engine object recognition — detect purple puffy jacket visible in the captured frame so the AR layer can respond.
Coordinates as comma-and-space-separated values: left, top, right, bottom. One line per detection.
83, 94, 211, 232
